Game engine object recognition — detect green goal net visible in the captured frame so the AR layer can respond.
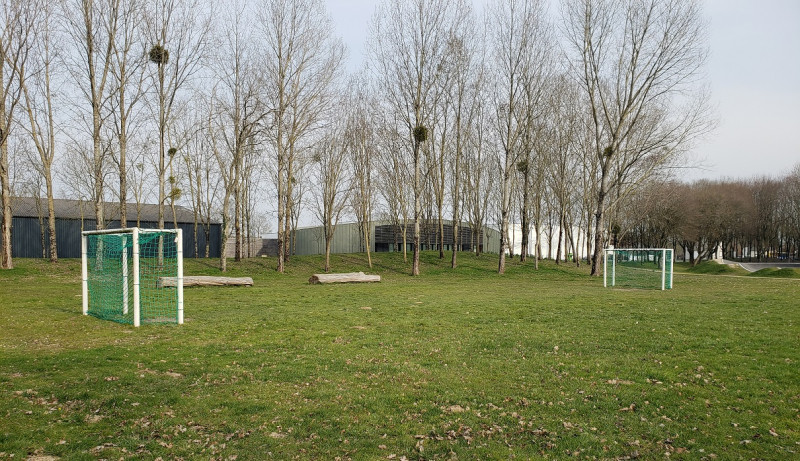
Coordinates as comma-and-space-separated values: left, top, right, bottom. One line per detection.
604, 248, 673, 290
82, 228, 184, 326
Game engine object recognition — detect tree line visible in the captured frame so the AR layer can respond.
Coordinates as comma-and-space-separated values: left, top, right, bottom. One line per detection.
614, 168, 800, 264
1, 0, 714, 274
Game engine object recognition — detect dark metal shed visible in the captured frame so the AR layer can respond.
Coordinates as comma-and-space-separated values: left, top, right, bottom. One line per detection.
1, 197, 222, 259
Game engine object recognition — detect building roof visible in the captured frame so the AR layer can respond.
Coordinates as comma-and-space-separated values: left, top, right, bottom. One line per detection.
4, 196, 203, 223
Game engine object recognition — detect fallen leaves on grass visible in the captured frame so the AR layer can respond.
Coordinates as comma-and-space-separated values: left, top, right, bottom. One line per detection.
444, 404, 466, 413
90, 442, 117, 454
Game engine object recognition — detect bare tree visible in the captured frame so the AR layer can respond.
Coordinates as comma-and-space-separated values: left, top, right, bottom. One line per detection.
426, 20, 477, 262
369, 0, 463, 275
182, 115, 202, 257
63, 0, 123, 230
183, 115, 220, 258
241, 143, 267, 257
58, 137, 114, 216
260, 0, 345, 273
145, 0, 210, 233
213, 0, 267, 262
749, 177, 781, 261
1, 0, 35, 268
464, 97, 492, 257
346, 75, 376, 268
312, 124, 350, 272
444, 20, 482, 268
20, 168, 48, 258
544, 75, 582, 266
18, 0, 58, 262
128, 149, 151, 226
786, 164, 800, 260
516, 63, 554, 266
165, 111, 196, 231
289, 170, 307, 257
207, 90, 235, 271
488, 0, 552, 274
376, 119, 412, 260
109, 0, 147, 227
561, 0, 714, 275
428, 75, 450, 260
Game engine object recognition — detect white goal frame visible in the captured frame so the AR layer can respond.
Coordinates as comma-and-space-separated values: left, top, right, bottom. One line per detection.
604, 247, 673, 290
81, 227, 184, 327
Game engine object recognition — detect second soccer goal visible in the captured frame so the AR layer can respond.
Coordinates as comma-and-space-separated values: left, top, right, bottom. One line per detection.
604, 248, 673, 290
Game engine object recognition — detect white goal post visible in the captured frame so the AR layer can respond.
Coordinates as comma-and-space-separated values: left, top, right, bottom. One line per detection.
82, 228, 184, 327
604, 247, 674, 290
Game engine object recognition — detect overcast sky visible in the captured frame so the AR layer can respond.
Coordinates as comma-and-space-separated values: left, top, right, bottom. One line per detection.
326, 0, 800, 182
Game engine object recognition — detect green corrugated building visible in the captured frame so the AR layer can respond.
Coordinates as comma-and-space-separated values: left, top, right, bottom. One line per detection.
289, 220, 500, 256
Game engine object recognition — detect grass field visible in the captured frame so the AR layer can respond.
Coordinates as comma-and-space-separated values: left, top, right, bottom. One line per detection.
1, 253, 799, 459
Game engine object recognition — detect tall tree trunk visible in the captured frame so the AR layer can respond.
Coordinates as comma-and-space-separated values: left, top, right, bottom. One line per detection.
412, 138, 421, 276
1, 173, 11, 269
498, 212, 508, 273
590, 168, 610, 276
156, 60, 166, 266
498, 166, 511, 274
204, 222, 211, 258
324, 236, 331, 273
157, 60, 165, 232
585, 216, 592, 265
568, 217, 580, 267
277, 175, 285, 272
277, 184, 285, 271
438, 213, 444, 259
234, 179, 241, 261
44, 47, 58, 262
118, 86, 127, 228
556, 212, 564, 264
219, 195, 231, 272
451, 157, 461, 269
93, 99, 105, 231
520, 176, 529, 262
192, 169, 199, 258
363, 219, 372, 269
402, 219, 408, 263
283, 153, 294, 263
46, 178, 57, 262
36, 197, 46, 258
0, 42, 12, 268
534, 219, 541, 270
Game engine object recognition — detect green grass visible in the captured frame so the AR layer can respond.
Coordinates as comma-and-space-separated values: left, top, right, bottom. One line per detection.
677, 260, 800, 279
677, 260, 750, 276
749, 267, 800, 279
2, 253, 799, 459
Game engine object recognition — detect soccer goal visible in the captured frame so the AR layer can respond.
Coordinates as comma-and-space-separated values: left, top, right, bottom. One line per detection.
82, 228, 183, 326
604, 248, 673, 290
